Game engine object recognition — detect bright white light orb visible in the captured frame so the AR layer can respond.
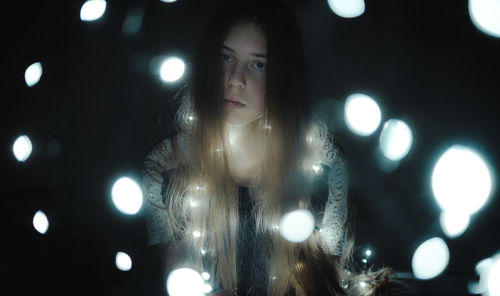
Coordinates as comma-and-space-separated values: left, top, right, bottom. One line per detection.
166, 268, 205, 296
489, 255, 500, 296
344, 93, 382, 136
160, 57, 185, 82
201, 272, 210, 280
471, 257, 494, 294
365, 249, 372, 257
431, 145, 493, 215
33, 210, 49, 234
25, 62, 43, 87
412, 237, 449, 280
379, 119, 413, 161
469, 0, 500, 38
13, 135, 33, 162
80, 0, 107, 22
440, 210, 470, 238
327, 0, 365, 18
115, 252, 132, 271
111, 177, 143, 215
279, 209, 315, 243
161, 0, 178, 2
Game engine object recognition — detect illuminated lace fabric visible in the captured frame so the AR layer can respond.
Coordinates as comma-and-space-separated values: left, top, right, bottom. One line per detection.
142, 133, 349, 256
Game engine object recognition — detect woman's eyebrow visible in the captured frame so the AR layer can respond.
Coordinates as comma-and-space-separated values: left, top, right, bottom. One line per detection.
222, 45, 267, 59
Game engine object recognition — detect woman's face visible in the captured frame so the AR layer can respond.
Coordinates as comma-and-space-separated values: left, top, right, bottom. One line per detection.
221, 22, 267, 125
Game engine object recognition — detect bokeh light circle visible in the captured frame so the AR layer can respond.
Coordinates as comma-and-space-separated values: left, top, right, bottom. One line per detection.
344, 93, 382, 136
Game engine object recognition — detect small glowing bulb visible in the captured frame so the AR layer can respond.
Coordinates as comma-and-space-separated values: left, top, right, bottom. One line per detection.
362, 258, 368, 264
25, 62, 43, 87
359, 281, 367, 288
13, 135, 33, 162
115, 251, 132, 271
33, 210, 49, 234
201, 249, 206, 255
111, 177, 143, 215
80, 0, 107, 22
166, 268, 205, 296
201, 272, 211, 280
193, 231, 201, 238
311, 164, 323, 174
159, 57, 185, 82
279, 209, 315, 243
202, 284, 213, 294
365, 249, 372, 257
190, 199, 198, 207
188, 115, 194, 121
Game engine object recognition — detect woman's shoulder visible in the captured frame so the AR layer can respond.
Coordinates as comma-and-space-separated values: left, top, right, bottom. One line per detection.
322, 135, 349, 173
143, 131, 190, 176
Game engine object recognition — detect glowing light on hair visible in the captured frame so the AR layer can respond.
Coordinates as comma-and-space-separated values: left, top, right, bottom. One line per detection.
311, 164, 322, 174
469, 257, 494, 294
192, 230, 201, 238
365, 249, 372, 257
111, 177, 143, 215
412, 237, 449, 280
200, 249, 206, 255
279, 209, 315, 243
440, 210, 470, 238
379, 119, 413, 161
25, 62, 43, 87
344, 93, 381, 136
115, 252, 132, 271
488, 254, 500, 295
327, 0, 366, 18
80, 0, 107, 22
13, 135, 33, 162
33, 210, 49, 234
469, 0, 500, 38
166, 268, 205, 296
160, 57, 186, 82
203, 284, 213, 293
431, 145, 493, 215
201, 272, 210, 280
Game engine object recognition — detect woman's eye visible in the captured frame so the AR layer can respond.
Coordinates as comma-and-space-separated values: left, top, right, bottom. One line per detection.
253, 61, 266, 71
221, 54, 233, 63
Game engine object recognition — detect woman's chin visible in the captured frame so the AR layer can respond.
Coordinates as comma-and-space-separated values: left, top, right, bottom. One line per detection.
225, 113, 264, 126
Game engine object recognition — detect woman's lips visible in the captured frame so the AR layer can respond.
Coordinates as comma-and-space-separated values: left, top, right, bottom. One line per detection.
224, 99, 246, 109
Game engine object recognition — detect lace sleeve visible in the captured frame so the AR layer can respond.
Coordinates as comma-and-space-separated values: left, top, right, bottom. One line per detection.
142, 135, 178, 246
320, 143, 349, 256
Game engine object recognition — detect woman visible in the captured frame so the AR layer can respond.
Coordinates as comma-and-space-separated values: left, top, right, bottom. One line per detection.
143, 0, 400, 295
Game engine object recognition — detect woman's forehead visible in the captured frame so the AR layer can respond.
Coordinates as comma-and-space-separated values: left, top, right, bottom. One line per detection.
223, 22, 267, 57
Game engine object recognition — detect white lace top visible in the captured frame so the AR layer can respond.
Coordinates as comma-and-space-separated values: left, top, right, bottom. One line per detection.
142, 132, 349, 256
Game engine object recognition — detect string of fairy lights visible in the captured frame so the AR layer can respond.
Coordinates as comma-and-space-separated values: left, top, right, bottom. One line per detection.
13, 0, 500, 295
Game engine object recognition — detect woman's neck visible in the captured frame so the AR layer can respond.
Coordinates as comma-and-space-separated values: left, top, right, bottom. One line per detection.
225, 122, 259, 186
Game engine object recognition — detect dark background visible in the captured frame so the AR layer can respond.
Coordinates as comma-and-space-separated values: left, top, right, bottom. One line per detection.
2, 0, 499, 295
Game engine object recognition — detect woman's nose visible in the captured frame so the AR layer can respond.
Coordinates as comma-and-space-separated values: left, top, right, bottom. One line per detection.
227, 63, 246, 88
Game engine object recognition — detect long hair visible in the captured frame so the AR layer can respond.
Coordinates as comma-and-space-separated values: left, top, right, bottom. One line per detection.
161, 1, 403, 295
